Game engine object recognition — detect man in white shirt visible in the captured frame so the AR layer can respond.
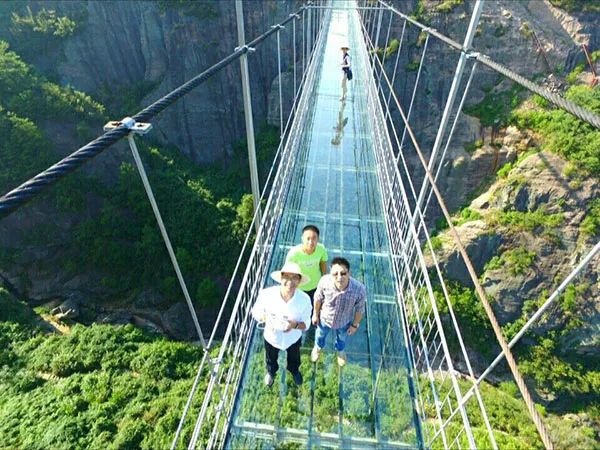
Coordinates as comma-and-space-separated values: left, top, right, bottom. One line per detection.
252, 262, 312, 387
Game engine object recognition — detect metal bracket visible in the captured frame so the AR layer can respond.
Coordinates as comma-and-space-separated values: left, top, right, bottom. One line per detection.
466, 51, 480, 60
103, 116, 152, 135
235, 45, 256, 53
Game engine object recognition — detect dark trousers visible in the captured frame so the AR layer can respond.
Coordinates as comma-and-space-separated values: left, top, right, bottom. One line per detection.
264, 337, 301, 376
304, 288, 316, 306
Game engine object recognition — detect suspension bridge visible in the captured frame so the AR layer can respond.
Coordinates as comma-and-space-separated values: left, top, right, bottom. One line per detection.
1, 1, 599, 449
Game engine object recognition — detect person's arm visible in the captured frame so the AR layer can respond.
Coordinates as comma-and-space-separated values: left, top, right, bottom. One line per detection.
251, 292, 266, 322
347, 285, 366, 336
312, 281, 325, 326
347, 311, 363, 336
320, 247, 328, 275
320, 260, 327, 276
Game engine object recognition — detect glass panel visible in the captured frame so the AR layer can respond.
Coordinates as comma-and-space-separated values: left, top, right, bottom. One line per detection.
227, 2, 421, 448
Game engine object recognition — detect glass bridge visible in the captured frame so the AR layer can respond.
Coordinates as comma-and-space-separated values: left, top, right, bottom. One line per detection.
226, 4, 422, 449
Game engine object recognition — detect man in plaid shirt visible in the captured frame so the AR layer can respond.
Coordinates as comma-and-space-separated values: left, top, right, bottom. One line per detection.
311, 257, 366, 367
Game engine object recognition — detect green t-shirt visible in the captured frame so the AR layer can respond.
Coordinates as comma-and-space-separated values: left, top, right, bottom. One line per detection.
285, 243, 328, 291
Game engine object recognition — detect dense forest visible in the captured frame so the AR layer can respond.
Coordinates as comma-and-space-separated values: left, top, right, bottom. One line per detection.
1, 0, 599, 448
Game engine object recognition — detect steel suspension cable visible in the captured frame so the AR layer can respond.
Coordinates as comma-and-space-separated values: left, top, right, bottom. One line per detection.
360, 6, 554, 447
433, 240, 600, 441
373, 34, 496, 446
171, 15, 311, 446
359, 15, 478, 447
0, 6, 305, 220
377, 0, 600, 131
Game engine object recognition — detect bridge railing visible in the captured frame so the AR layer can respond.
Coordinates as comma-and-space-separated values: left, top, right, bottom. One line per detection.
357, 0, 600, 449
177, 4, 332, 449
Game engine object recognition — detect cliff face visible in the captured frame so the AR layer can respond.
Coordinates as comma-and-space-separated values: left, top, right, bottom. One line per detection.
27, 0, 297, 164
383, 0, 598, 212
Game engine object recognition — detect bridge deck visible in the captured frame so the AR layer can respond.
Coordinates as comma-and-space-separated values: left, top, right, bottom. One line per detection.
226, 4, 421, 448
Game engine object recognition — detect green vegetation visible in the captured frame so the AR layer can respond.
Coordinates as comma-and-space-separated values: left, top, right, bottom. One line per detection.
0, 288, 208, 448
464, 138, 483, 154
464, 83, 524, 127
454, 207, 482, 226
548, 0, 600, 12
435, 0, 465, 13
580, 199, 600, 238
385, 38, 400, 57
157, 0, 220, 20
512, 85, 600, 177
434, 282, 496, 357
0, 41, 104, 191
11, 6, 77, 38
566, 50, 600, 84
484, 246, 536, 276
433, 282, 600, 447
1, 40, 280, 307
488, 208, 564, 234
406, 59, 420, 72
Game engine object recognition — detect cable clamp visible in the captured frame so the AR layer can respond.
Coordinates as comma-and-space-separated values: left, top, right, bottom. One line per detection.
289, 13, 301, 19
103, 117, 152, 135
466, 51, 480, 60
271, 24, 285, 30
235, 45, 256, 53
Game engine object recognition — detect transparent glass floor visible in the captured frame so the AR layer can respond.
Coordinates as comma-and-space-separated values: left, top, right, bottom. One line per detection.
226, 4, 421, 449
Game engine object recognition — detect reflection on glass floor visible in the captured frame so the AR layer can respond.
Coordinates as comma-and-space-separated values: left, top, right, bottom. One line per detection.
226, 3, 421, 449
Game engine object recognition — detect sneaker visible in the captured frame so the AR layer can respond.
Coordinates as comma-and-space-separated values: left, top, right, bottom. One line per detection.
291, 371, 303, 386
264, 372, 274, 387
311, 346, 321, 363
337, 351, 347, 367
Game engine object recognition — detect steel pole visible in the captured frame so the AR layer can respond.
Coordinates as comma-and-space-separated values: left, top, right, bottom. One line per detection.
411, 0, 484, 223
236, 0, 262, 232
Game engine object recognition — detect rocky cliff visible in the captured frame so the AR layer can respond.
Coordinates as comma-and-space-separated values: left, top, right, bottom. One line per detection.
383, 0, 599, 212
19, 0, 297, 164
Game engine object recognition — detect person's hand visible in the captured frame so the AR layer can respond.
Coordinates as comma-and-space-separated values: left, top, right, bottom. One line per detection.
283, 320, 295, 333
347, 324, 358, 336
312, 314, 319, 326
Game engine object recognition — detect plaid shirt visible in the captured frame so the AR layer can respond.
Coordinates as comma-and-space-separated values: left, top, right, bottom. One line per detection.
314, 275, 366, 329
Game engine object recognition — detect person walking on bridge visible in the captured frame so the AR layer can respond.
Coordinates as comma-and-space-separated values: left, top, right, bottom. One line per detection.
311, 257, 366, 367
252, 262, 312, 387
340, 46, 351, 101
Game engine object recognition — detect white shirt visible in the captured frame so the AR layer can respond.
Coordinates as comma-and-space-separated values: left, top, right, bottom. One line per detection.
251, 286, 311, 350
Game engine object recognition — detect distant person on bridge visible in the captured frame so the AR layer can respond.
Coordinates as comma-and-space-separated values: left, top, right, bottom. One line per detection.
285, 224, 328, 305
311, 257, 366, 367
340, 46, 351, 101
252, 262, 311, 387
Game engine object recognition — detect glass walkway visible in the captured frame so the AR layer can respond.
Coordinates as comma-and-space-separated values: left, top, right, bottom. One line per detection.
226, 4, 421, 449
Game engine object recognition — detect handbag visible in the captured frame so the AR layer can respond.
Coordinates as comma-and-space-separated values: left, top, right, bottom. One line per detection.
344, 67, 353, 81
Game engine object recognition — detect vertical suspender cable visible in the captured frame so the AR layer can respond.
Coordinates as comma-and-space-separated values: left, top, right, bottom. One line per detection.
276, 26, 284, 136
411, 0, 483, 222
421, 61, 478, 216
302, 8, 306, 77
376, 8, 394, 92
293, 14, 297, 95
395, 33, 429, 164
384, 19, 405, 123
126, 134, 207, 348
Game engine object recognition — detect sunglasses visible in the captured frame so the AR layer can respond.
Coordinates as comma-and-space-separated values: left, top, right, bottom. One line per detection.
332, 271, 348, 277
